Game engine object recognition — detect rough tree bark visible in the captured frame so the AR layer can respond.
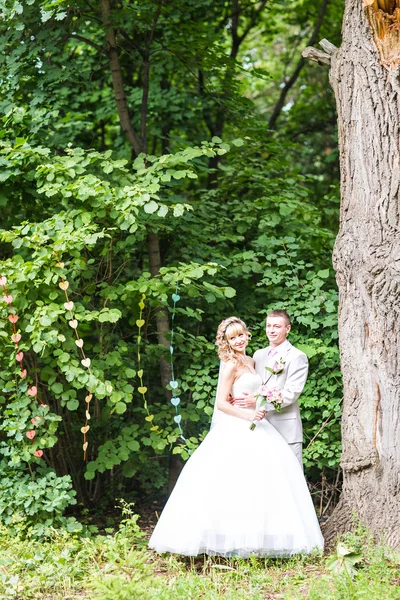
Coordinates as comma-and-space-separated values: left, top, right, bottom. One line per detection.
323, 0, 400, 545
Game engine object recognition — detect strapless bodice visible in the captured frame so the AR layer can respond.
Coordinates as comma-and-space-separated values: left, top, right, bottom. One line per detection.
232, 372, 262, 398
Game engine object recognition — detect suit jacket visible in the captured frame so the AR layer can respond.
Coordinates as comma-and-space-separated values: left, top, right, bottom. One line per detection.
253, 339, 308, 444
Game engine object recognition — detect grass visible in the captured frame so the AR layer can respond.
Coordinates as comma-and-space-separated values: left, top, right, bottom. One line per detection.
1, 512, 400, 600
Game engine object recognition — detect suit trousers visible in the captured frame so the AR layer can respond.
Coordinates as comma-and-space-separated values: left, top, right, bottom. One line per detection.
288, 442, 303, 469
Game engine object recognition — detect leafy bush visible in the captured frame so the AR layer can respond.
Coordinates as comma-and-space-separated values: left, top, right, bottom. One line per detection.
0, 461, 81, 537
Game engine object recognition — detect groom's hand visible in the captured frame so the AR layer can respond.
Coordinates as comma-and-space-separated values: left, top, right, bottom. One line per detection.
232, 392, 256, 409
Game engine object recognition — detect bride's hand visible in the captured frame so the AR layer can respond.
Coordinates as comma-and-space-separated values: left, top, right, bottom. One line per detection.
251, 408, 266, 422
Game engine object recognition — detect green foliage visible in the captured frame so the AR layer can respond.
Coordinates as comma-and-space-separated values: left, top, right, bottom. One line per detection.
0, 461, 80, 538
0, 0, 343, 516
1, 515, 400, 600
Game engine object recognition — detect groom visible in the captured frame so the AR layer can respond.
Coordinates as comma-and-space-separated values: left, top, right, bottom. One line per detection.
234, 309, 308, 465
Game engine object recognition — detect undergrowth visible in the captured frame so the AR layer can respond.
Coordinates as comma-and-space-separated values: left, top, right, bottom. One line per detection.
1, 507, 399, 600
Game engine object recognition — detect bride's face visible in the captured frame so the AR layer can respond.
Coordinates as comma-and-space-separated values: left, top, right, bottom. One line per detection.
226, 326, 248, 354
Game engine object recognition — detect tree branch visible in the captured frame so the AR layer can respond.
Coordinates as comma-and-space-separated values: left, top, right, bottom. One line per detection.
268, 0, 330, 130
68, 33, 104, 52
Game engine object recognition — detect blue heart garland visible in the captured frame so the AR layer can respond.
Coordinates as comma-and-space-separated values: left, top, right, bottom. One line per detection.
169, 283, 188, 450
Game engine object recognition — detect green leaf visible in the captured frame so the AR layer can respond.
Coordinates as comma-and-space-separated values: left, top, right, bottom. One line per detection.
66, 399, 79, 411
173, 204, 185, 217
144, 201, 158, 214
223, 287, 236, 298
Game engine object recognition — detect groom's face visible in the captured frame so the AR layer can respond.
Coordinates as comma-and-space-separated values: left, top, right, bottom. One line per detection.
266, 317, 290, 347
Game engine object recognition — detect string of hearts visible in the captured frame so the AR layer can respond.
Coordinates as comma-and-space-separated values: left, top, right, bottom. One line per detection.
169, 285, 186, 442
56, 259, 93, 460
136, 294, 149, 414
0, 275, 45, 458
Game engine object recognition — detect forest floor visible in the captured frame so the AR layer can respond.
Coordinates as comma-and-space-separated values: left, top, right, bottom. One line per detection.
2, 507, 400, 600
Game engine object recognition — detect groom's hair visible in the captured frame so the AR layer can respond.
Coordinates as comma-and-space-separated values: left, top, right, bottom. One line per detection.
267, 310, 290, 325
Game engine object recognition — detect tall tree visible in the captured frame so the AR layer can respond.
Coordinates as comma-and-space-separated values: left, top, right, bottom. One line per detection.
306, 0, 400, 545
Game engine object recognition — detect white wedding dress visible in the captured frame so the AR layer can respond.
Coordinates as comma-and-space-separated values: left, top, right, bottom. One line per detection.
149, 372, 324, 557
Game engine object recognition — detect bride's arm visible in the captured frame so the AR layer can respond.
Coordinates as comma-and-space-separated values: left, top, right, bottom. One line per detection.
216, 362, 264, 422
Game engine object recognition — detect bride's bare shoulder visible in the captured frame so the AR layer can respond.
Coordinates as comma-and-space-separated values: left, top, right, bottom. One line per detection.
221, 360, 237, 378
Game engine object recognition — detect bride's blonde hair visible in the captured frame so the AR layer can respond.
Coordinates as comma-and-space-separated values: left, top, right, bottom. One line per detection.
216, 317, 251, 364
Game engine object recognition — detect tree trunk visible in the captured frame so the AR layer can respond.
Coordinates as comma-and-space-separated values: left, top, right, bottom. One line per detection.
147, 233, 172, 391
100, 0, 172, 394
325, 0, 400, 546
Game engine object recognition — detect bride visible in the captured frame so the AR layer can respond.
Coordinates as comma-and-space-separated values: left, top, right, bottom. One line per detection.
149, 316, 324, 557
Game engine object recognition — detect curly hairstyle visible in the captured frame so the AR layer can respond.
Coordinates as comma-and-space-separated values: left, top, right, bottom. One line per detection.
215, 316, 251, 364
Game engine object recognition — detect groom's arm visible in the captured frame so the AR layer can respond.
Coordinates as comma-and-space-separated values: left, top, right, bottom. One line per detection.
279, 352, 308, 409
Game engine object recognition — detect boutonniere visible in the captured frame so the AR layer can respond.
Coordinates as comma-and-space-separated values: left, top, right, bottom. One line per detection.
265, 358, 285, 376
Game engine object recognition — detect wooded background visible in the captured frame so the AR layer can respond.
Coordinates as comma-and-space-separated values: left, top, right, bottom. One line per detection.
0, 0, 347, 534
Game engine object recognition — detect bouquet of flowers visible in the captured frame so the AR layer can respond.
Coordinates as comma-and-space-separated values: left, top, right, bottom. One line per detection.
249, 385, 284, 431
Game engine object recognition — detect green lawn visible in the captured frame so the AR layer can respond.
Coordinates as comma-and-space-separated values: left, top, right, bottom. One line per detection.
2, 514, 400, 600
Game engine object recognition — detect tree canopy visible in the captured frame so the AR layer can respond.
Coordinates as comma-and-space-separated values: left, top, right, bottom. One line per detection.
0, 0, 344, 533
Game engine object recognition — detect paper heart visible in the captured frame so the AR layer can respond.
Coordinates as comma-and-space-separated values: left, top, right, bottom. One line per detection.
34, 449, 43, 458
11, 333, 21, 343
136, 319, 145, 328
8, 314, 18, 324
69, 319, 78, 329
138, 386, 147, 395
169, 345, 174, 354
83, 441, 88, 452
81, 425, 90, 434
85, 393, 93, 403
0, 277, 7, 286
28, 386, 37, 396
3, 295, 13, 304
145, 414, 154, 422
138, 369, 143, 378
59, 280, 69, 291
85, 410, 91, 420
171, 397, 180, 407
75, 339, 84, 348
81, 358, 91, 368
174, 415, 182, 424
31, 417, 40, 425
169, 380, 178, 389
64, 301, 74, 311
172, 293, 180, 303
20, 369, 27, 378
56, 262, 65, 269
16, 351, 24, 362
26, 430, 36, 440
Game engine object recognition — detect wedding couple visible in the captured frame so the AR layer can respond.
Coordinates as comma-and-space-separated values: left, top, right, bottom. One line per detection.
149, 311, 324, 557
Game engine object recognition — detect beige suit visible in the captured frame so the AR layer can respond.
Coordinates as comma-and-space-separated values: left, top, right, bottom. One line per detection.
253, 339, 308, 464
